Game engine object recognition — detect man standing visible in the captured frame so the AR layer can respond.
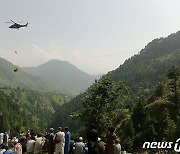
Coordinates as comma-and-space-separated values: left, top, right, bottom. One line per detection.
86, 124, 98, 154
3, 132, 9, 147
0, 131, 4, 145
54, 127, 65, 154
47, 128, 55, 154
64, 127, 71, 154
105, 127, 117, 154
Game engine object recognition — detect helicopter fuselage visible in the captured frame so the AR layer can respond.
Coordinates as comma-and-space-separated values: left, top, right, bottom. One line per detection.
9, 23, 28, 29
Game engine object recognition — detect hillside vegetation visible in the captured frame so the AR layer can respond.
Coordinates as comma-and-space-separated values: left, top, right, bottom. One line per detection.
0, 57, 59, 92
109, 31, 180, 89
50, 31, 180, 153
0, 87, 71, 135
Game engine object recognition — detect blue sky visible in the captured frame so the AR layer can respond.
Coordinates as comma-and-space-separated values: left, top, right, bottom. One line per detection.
1, 0, 180, 74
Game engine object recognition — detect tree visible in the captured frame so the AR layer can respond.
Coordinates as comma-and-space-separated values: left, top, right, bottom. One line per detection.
116, 118, 135, 152
80, 76, 126, 134
162, 109, 176, 141
167, 66, 180, 92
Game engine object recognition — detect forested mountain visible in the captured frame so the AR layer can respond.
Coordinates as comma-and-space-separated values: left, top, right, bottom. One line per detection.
22, 59, 96, 95
49, 31, 180, 153
0, 57, 60, 92
109, 31, 180, 90
0, 87, 71, 135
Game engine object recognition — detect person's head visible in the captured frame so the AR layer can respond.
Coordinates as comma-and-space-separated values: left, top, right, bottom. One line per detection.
50, 128, 54, 133
30, 136, 35, 140
1, 144, 8, 150
107, 127, 115, 134
58, 127, 62, 132
79, 137, 83, 142
19, 136, 26, 142
14, 139, 18, 145
115, 138, 120, 144
98, 137, 101, 142
65, 127, 69, 132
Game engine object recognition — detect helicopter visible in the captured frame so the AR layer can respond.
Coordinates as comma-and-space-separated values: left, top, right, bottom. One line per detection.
6, 20, 29, 29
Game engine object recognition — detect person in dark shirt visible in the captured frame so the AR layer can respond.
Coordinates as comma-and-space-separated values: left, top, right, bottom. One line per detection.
47, 128, 55, 154
105, 127, 117, 154
19, 136, 27, 154
86, 124, 98, 154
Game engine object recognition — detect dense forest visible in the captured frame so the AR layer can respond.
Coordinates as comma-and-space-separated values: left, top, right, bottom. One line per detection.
49, 66, 180, 152
0, 87, 71, 135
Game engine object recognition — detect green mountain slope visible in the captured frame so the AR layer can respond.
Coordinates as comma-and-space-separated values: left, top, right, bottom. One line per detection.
0, 57, 60, 92
22, 59, 96, 95
0, 87, 70, 135
109, 31, 180, 89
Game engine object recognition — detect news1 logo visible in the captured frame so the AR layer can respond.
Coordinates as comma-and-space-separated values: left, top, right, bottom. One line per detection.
143, 138, 180, 152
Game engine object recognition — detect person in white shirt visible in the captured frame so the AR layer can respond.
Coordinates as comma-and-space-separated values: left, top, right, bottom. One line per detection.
34, 134, 43, 154
26, 136, 35, 153
74, 137, 85, 154
114, 138, 121, 154
0, 132, 4, 145
54, 127, 65, 154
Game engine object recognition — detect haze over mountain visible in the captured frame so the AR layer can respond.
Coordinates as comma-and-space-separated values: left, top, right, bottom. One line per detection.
0, 57, 59, 92
22, 59, 96, 95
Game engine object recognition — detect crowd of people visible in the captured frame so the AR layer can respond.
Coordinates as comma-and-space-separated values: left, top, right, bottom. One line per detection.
0, 126, 122, 154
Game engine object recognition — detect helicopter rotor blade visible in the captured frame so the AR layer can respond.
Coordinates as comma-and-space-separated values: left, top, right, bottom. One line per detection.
5, 21, 12, 23
10, 20, 16, 24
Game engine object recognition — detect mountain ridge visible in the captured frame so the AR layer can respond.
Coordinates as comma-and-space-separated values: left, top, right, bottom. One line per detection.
22, 59, 96, 95
108, 31, 180, 88
0, 57, 60, 92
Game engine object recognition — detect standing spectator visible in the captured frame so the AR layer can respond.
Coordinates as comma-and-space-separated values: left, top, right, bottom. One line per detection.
19, 137, 27, 154
105, 127, 117, 154
8, 137, 14, 150
30, 130, 36, 139
0, 144, 7, 154
34, 134, 43, 154
86, 125, 98, 154
97, 137, 105, 154
74, 137, 85, 154
64, 127, 71, 154
69, 137, 74, 154
114, 139, 121, 154
0, 132, 4, 145
47, 128, 55, 154
54, 127, 65, 154
26, 136, 35, 154
14, 139, 22, 154
18, 131, 24, 140
3, 132, 9, 147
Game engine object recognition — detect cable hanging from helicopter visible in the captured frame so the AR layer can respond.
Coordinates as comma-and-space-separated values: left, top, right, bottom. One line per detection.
14, 51, 18, 72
